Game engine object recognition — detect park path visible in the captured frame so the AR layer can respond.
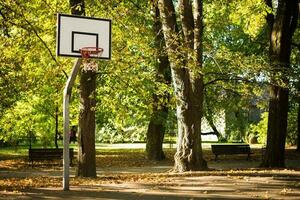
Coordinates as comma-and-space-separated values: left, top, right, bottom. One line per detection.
1, 145, 300, 199
1, 158, 300, 199
1, 171, 300, 200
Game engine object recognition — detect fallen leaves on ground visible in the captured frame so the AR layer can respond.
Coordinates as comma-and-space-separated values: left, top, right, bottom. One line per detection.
0, 148, 299, 194
1, 169, 300, 192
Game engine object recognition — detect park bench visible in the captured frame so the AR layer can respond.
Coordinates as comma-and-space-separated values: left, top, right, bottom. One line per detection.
211, 144, 252, 161
28, 148, 74, 166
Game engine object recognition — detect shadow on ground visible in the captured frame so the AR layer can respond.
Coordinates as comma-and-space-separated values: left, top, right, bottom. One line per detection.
1, 174, 300, 200
0, 147, 300, 199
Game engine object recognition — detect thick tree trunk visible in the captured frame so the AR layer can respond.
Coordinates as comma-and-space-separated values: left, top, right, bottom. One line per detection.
55, 105, 59, 149
297, 98, 300, 152
158, 0, 207, 172
146, 112, 166, 160
297, 4, 300, 152
77, 69, 97, 177
146, 3, 171, 161
69, 0, 97, 177
261, 0, 298, 167
177, 0, 206, 170
263, 86, 289, 167
146, 75, 170, 160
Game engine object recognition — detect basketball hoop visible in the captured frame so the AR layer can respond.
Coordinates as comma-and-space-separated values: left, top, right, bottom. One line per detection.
80, 47, 104, 58
57, 13, 112, 191
80, 47, 103, 71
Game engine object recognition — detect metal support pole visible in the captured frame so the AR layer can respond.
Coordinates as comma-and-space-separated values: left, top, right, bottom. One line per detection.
63, 58, 82, 191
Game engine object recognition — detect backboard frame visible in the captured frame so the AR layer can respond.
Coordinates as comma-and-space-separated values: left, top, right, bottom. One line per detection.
56, 13, 112, 60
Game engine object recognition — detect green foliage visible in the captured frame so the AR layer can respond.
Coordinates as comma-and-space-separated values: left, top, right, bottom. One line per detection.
0, 0, 299, 147
287, 106, 298, 145
0, 96, 57, 147
228, 0, 270, 38
247, 112, 268, 144
89, 1, 172, 142
0, 0, 68, 146
225, 109, 249, 142
203, 0, 271, 142
96, 125, 146, 143
0, 1, 160, 145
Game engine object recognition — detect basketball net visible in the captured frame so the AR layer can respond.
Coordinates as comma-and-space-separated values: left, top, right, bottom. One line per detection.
82, 59, 98, 72
80, 47, 103, 72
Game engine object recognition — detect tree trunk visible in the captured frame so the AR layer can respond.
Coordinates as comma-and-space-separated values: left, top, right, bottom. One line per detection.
188, 0, 207, 170
55, 105, 59, 149
158, 0, 207, 172
297, 4, 300, 152
146, 3, 171, 161
146, 111, 166, 160
297, 98, 300, 152
261, 0, 298, 168
69, 0, 97, 177
77, 69, 97, 177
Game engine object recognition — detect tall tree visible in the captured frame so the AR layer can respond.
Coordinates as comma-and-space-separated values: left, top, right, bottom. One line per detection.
261, 0, 299, 167
295, 52, 300, 152
146, 1, 171, 161
69, 0, 97, 177
158, 0, 207, 172
297, 82, 300, 152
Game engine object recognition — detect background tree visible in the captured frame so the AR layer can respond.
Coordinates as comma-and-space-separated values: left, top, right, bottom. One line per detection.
146, 1, 171, 161
261, 0, 299, 168
158, 0, 207, 172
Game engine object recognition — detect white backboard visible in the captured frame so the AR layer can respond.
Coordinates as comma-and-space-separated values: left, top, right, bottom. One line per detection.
57, 13, 111, 59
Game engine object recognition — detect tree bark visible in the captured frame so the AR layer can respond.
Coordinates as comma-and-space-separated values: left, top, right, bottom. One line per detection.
77, 69, 97, 177
158, 0, 207, 172
55, 105, 59, 149
146, 3, 171, 161
297, 97, 300, 152
189, 0, 206, 170
146, 110, 167, 160
69, 0, 97, 177
261, 0, 298, 168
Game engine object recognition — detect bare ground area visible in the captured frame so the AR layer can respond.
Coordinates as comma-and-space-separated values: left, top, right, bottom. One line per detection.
0, 147, 300, 199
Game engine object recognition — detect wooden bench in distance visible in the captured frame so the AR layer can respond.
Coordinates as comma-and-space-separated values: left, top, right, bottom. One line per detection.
211, 144, 252, 161
28, 148, 74, 166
